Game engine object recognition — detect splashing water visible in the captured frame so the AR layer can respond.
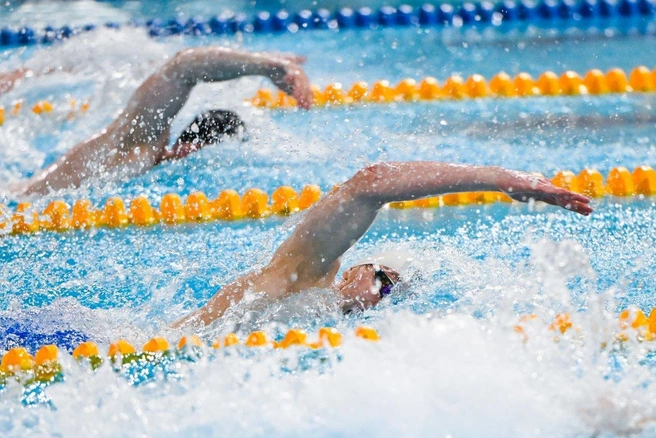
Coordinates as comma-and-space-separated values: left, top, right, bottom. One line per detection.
0, 18, 656, 437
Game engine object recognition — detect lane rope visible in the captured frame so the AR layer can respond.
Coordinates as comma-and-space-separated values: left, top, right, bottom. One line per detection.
2, 64, 653, 125
2, 165, 655, 236
0, 326, 377, 388
247, 65, 656, 109
1, 0, 656, 47
2, 303, 654, 393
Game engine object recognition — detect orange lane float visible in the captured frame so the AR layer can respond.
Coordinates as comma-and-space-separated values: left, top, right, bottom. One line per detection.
0, 99, 89, 127
4, 165, 656, 237
516, 306, 656, 344
5, 309, 656, 388
249, 66, 656, 109
0, 327, 359, 384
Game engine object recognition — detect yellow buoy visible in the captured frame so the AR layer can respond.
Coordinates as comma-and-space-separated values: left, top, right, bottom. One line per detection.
299, 185, 322, 210
178, 335, 204, 349
311, 85, 326, 106
73, 342, 100, 359
129, 196, 157, 226
632, 165, 656, 196
576, 169, 605, 198
629, 66, 654, 92
108, 340, 136, 357
355, 325, 380, 341
619, 307, 648, 330
160, 193, 185, 224
606, 167, 634, 197
252, 88, 275, 107
210, 189, 243, 220
551, 170, 579, 192
241, 188, 269, 219
272, 186, 300, 215
346, 81, 369, 103
394, 78, 418, 101
35, 345, 59, 366
143, 337, 170, 353
318, 327, 342, 347
606, 68, 629, 93
1, 348, 34, 373
489, 72, 515, 97
41, 200, 71, 232
103, 197, 129, 227
275, 329, 308, 348
536, 71, 560, 96
224, 333, 240, 347
324, 83, 346, 105
245, 331, 269, 347
442, 76, 465, 99
583, 69, 608, 94
418, 77, 441, 100
559, 71, 585, 95
71, 199, 96, 229
465, 74, 489, 98
369, 80, 394, 103
514, 72, 537, 96
12, 202, 40, 234
184, 191, 211, 221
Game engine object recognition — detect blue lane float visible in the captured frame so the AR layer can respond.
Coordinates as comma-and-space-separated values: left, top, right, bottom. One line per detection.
1, 0, 656, 47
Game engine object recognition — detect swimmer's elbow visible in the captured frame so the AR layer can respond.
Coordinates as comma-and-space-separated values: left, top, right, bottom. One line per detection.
346, 162, 393, 204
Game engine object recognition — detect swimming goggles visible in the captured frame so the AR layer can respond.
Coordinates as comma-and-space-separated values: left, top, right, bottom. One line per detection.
373, 266, 396, 298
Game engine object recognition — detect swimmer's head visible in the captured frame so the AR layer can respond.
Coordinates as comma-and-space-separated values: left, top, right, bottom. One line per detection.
336, 251, 415, 313
172, 110, 246, 157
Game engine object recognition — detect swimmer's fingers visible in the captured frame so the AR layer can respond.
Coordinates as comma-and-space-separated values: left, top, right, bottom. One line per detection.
271, 62, 312, 109
509, 187, 592, 216
284, 67, 312, 110
551, 190, 593, 215
275, 53, 307, 64
565, 200, 594, 215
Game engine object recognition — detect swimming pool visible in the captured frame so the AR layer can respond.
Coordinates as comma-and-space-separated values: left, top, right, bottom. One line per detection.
2, 0, 656, 435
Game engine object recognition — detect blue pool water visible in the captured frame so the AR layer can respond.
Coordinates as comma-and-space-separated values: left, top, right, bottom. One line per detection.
2, 1, 656, 436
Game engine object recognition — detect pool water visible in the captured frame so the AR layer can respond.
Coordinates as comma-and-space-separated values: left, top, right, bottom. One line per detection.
1, 2, 656, 436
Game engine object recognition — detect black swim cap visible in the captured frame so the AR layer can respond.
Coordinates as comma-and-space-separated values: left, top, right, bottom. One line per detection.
175, 110, 246, 147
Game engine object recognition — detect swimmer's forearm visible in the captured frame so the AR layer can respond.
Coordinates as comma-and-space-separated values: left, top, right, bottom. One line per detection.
171, 270, 265, 329
349, 162, 518, 205
165, 47, 287, 86
350, 162, 592, 215
172, 286, 244, 329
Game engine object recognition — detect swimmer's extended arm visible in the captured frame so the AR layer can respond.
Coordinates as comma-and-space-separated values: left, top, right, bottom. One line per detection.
268, 162, 592, 282
172, 162, 592, 329
117, 47, 311, 145
0, 66, 68, 95
19, 48, 312, 195
0, 69, 29, 94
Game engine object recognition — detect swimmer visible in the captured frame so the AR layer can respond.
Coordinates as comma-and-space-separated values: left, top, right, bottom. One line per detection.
172, 162, 593, 330
12, 47, 312, 195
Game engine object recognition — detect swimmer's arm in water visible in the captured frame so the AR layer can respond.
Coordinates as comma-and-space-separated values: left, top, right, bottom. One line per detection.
172, 162, 592, 330
19, 48, 312, 195
0, 66, 71, 95
0, 69, 29, 94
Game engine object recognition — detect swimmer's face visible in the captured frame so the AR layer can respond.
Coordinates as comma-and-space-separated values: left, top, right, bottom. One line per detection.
336, 264, 400, 313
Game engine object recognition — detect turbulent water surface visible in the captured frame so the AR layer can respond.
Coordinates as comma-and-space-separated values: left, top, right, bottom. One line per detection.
1, 3, 656, 436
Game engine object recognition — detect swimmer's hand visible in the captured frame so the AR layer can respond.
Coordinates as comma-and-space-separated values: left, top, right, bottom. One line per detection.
502, 172, 593, 216
269, 62, 313, 110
